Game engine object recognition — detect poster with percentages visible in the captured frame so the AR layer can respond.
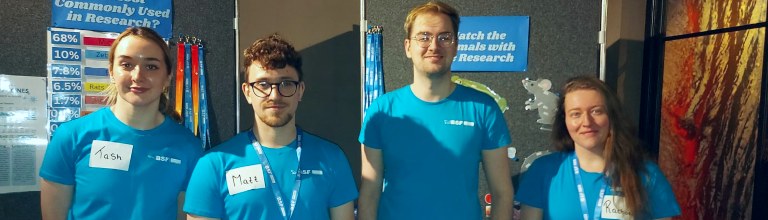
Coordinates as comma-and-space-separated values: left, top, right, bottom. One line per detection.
0, 75, 48, 193
47, 27, 117, 136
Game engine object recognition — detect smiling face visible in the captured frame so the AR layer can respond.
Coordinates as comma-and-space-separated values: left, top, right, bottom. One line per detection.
563, 89, 611, 152
404, 12, 458, 78
109, 35, 170, 109
242, 63, 304, 128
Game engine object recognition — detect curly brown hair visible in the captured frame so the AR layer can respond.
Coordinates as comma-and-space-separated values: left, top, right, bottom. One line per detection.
242, 33, 302, 81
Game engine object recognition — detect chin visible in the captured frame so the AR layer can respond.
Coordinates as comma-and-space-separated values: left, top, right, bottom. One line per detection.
258, 114, 293, 127
119, 96, 158, 107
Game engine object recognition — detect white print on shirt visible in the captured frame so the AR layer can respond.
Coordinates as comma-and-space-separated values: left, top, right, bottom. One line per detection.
291, 169, 324, 175
443, 119, 475, 127
146, 154, 182, 164
601, 195, 633, 219
89, 140, 133, 171
226, 164, 266, 195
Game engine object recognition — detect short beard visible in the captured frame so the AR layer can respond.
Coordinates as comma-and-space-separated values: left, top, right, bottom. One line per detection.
258, 112, 293, 127
426, 69, 449, 79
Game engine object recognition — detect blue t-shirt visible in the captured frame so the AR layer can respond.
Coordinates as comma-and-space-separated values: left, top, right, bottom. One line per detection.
358, 85, 512, 220
517, 152, 681, 219
184, 130, 358, 220
39, 107, 203, 220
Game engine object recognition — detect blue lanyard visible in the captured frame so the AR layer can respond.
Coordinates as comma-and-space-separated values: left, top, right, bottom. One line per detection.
248, 129, 303, 220
572, 154, 607, 220
364, 31, 373, 109
183, 43, 193, 131
198, 44, 210, 149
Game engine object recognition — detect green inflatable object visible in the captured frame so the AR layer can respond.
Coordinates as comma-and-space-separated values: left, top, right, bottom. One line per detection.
451, 75, 509, 113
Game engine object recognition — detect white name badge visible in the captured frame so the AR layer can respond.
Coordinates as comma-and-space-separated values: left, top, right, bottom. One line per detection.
226, 164, 266, 195
89, 140, 133, 171
601, 195, 634, 219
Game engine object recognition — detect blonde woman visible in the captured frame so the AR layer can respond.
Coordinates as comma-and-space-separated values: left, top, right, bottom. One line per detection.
40, 27, 202, 220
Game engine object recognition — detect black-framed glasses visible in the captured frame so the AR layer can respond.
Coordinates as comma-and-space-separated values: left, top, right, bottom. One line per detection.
411, 32, 455, 48
248, 80, 300, 97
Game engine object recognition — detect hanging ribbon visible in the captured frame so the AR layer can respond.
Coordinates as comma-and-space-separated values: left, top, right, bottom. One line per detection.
191, 41, 200, 136
183, 42, 194, 131
198, 41, 211, 150
373, 28, 383, 101
364, 28, 374, 110
175, 38, 185, 117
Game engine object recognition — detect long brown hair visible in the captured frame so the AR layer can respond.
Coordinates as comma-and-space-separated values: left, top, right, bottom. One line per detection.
103, 27, 181, 122
552, 75, 648, 217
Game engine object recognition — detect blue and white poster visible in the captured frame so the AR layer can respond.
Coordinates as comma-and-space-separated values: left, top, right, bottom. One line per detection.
51, 0, 173, 38
451, 16, 529, 72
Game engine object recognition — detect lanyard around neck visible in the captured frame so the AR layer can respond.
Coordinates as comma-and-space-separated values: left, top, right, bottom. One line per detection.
572, 153, 607, 220
248, 129, 303, 220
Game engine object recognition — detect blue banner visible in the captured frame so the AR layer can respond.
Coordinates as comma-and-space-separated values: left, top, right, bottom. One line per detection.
51, 0, 173, 38
451, 16, 529, 72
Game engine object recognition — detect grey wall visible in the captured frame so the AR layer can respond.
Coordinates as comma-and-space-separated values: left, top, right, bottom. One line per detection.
0, 1, 235, 218
365, 0, 601, 194
605, 0, 647, 129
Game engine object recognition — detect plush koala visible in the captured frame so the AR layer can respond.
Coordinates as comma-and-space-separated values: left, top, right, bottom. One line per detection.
522, 78, 558, 126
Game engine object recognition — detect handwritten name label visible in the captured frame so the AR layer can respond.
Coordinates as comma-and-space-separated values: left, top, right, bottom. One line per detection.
226, 164, 266, 195
601, 195, 633, 219
89, 140, 133, 171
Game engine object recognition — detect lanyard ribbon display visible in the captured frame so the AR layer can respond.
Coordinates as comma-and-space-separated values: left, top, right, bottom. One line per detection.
572, 154, 607, 220
174, 36, 210, 149
363, 26, 385, 113
249, 129, 303, 220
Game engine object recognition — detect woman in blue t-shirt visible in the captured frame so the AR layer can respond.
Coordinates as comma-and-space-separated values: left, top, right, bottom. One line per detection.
517, 76, 680, 219
40, 27, 202, 219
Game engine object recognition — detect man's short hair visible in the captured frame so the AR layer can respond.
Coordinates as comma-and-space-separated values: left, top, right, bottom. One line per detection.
403, 1, 460, 38
242, 33, 303, 80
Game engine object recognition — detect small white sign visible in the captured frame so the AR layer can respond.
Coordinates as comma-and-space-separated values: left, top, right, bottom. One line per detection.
89, 140, 133, 171
226, 164, 266, 195
601, 195, 633, 219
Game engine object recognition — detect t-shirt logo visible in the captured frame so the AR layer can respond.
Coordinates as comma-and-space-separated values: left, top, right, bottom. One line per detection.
147, 154, 182, 165
443, 119, 475, 127
89, 140, 133, 171
226, 164, 266, 195
291, 169, 324, 175
601, 195, 633, 219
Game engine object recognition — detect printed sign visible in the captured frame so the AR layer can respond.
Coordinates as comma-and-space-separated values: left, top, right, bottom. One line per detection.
451, 16, 529, 72
51, 0, 173, 38
0, 75, 48, 193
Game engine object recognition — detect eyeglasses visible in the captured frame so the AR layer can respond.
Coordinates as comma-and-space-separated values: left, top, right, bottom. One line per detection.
247, 80, 300, 97
411, 32, 455, 48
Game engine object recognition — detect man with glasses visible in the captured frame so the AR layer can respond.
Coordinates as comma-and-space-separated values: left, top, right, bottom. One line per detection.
358, 1, 513, 220
184, 34, 357, 220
